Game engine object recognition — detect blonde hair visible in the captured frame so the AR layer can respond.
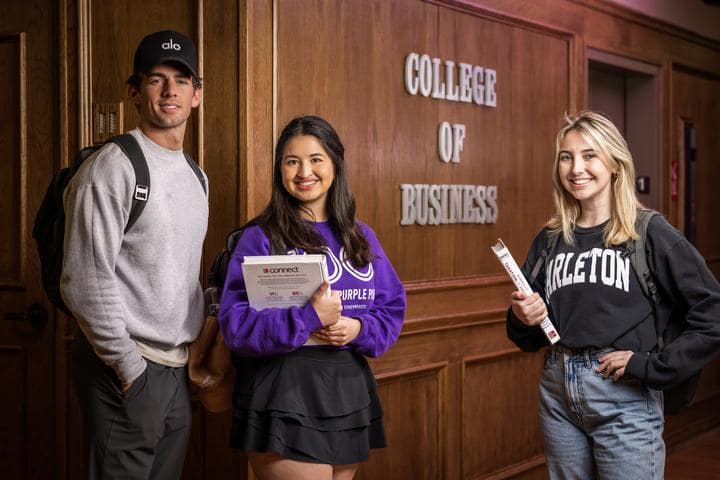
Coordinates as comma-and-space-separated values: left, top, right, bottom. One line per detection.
546, 111, 643, 246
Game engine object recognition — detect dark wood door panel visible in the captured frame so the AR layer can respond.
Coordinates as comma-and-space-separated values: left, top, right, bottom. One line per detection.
0, 1, 56, 479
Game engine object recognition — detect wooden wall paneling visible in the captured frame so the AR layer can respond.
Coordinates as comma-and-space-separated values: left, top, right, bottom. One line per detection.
445, 4, 565, 279
89, 0, 198, 151
242, 0, 274, 223
370, 313, 532, 479
434, 3, 571, 279
56, 2, 70, 476
0, 33, 26, 288
356, 362, 448, 480
1, 1, 57, 478
65, 346, 87, 479
694, 360, 720, 406
660, 57, 672, 219
670, 67, 720, 273
665, 394, 720, 450
0, 347, 27, 480
58, 2, 89, 477
187, 5, 207, 477
458, 0, 720, 75
201, 0, 242, 260
78, 0, 92, 146
194, 0, 249, 478
275, 0, 571, 284
580, 0, 720, 71
274, 0, 438, 280
462, 349, 545, 479
403, 278, 515, 337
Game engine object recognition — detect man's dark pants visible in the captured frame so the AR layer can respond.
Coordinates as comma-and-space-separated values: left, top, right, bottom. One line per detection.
70, 331, 191, 480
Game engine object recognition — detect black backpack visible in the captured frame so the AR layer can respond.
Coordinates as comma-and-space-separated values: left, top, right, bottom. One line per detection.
531, 209, 701, 414
33, 133, 206, 316
207, 223, 286, 309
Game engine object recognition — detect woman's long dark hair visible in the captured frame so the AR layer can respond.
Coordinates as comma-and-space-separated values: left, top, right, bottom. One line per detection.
253, 115, 372, 267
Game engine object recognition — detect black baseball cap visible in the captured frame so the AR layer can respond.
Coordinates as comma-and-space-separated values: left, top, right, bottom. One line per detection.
133, 30, 198, 77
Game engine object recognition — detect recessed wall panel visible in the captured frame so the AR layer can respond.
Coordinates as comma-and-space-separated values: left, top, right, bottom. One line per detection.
463, 350, 544, 478
0, 35, 25, 287
357, 364, 446, 480
0, 347, 27, 480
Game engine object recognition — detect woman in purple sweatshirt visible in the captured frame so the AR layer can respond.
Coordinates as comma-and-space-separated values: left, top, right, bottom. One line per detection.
218, 115, 406, 479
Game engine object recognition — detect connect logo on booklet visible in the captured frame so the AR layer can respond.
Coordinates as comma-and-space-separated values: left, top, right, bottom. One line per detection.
263, 266, 301, 274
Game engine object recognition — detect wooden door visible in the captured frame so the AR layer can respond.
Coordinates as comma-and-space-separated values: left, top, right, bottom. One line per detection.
0, 1, 57, 478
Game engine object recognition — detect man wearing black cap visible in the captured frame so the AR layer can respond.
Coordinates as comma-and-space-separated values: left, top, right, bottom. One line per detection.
62, 30, 208, 479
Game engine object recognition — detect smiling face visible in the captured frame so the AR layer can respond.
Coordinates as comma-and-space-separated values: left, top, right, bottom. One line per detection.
280, 135, 336, 220
130, 63, 201, 148
557, 129, 616, 214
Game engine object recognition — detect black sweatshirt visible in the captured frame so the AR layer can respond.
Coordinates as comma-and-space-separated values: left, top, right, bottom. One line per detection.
506, 214, 720, 389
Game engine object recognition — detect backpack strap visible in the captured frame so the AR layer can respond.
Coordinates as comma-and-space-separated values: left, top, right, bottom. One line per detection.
109, 135, 207, 233
627, 208, 663, 346
225, 225, 285, 256
529, 230, 559, 285
628, 209, 659, 301
183, 153, 207, 194
109, 134, 150, 233
208, 223, 287, 290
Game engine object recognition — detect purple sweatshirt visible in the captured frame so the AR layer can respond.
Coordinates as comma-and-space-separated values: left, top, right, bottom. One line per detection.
218, 221, 406, 358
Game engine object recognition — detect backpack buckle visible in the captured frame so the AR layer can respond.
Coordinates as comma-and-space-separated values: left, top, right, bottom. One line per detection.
134, 184, 149, 201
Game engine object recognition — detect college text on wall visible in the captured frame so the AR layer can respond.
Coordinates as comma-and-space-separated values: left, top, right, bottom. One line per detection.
400, 52, 499, 226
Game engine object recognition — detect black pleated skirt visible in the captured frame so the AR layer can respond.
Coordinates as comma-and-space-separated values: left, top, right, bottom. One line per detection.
229, 347, 386, 464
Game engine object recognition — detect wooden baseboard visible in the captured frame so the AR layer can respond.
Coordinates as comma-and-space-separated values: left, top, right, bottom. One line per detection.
664, 394, 720, 451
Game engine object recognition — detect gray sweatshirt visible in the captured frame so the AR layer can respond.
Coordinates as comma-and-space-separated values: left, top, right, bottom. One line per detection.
61, 128, 208, 385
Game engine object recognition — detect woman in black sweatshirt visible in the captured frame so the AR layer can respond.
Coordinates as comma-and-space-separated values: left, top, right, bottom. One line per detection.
506, 111, 720, 479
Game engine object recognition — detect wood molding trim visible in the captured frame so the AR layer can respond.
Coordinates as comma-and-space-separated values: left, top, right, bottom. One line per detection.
572, 0, 720, 51
427, 0, 578, 110
196, 0, 204, 170
472, 454, 546, 480
663, 57, 674, 220
56, 4, 70, 476
19, 32, 27, 289
404, 274, 510, 293
463, 347, 521, 365
402, 308, 507, 336
587, 47, 662, 73
58, 1, 69, 170
77, 0, 91, 147
427, 0, 576, 40
240, 0, 274, 224
671, 61, 720, 80
375, 360, 449, 382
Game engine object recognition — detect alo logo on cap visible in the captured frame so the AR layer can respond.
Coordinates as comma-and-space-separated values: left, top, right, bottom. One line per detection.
161, 39, 181, 51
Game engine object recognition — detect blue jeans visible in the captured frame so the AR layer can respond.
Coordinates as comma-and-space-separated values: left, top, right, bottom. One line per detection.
539, 345, 665, 479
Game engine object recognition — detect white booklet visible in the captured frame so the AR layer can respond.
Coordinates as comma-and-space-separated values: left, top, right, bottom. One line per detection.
241, 254, 329, 310
491, 239, 560, 345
